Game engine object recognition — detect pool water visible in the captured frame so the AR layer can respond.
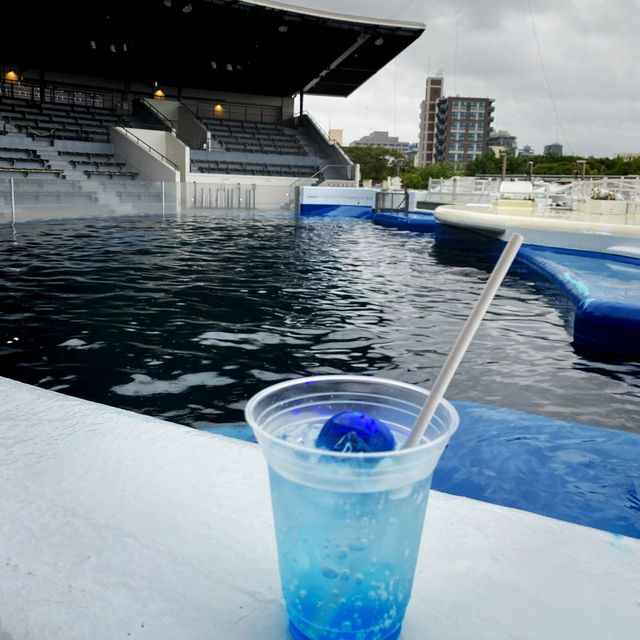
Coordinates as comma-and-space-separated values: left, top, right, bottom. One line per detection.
1, 211, 639, 434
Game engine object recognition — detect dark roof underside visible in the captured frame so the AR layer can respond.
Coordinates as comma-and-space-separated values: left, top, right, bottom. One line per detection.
0, 0, 424, 97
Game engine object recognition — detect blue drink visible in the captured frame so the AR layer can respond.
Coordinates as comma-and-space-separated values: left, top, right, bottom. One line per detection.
246, 376, 458, 640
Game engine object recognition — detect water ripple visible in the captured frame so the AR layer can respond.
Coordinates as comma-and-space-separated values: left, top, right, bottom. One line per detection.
1, 212, 638, 430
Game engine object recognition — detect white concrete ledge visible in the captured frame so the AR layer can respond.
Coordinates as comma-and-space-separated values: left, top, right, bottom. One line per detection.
1, 376, 638, 639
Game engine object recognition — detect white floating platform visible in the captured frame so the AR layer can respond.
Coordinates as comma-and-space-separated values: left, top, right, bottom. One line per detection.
435, 202, 640, 258
1, 376, 639, 639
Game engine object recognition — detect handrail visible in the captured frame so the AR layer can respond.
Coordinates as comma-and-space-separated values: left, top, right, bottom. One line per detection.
299, 112, 354, 167
180, 101, 200, 122
137, 97, 176, 132
174, 101, 210, 148
288, 163, 355, 191
114, 127, 179, 172
310, 163, 354, 181
300, 110, 331, 142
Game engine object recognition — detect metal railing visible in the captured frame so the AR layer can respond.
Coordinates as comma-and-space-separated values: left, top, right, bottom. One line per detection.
183, 98, 282, 124
0, 178, 298, 222
137, 97, 176, 132
288, 164, 355, 191
297, 113, 355, 175
114, 127, 179, 172
1, 79, 112, 109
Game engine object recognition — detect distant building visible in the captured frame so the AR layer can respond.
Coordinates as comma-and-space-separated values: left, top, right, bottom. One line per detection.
615, 152, 640, 161
417, 76, 444, 166
518, 145, 535, 157
488, 129, 517, 155
544, 143, 563, 156
417, 76, 494, 167
405, 142, 420, 167
328, 129, 343, 145
350, 130, 411, 154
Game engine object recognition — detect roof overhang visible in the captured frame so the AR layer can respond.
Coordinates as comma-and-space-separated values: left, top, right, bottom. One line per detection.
0, 0, 425, 97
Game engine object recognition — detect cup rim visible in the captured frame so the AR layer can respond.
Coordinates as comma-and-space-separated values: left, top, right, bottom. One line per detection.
244, 374, 459, 459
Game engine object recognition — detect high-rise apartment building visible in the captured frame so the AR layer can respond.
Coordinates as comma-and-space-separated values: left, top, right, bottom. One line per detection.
417, 76, 444, 166
417, 76, 494, 167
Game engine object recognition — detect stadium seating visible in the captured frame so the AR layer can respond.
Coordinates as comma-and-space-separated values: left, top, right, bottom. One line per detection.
201, 117, 306, 156
0, 95, 167, 145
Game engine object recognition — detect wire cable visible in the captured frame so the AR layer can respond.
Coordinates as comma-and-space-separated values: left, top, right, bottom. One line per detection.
527, 0, 573, 154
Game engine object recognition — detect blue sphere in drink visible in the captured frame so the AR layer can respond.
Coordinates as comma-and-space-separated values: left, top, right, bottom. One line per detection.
316, 411, 395, 453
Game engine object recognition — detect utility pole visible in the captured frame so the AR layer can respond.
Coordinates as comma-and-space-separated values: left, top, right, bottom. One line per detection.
526, 161, 533, 182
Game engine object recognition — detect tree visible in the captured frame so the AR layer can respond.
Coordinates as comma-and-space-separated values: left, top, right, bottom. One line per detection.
465, 151, 500, 176
343, 146, 405, 181
402, 162, 463, 189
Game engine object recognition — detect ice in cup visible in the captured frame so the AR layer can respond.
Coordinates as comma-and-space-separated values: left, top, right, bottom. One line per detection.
245, 375, 459, 640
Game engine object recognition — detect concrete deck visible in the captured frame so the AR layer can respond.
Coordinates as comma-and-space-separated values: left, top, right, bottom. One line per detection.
1, 376, 639, 640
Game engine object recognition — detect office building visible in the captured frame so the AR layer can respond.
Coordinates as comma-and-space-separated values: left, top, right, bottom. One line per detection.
544, 143, 563, 156
350, 130, 411, 154
488, 129, 517, 155
328, 129, 343, 145
519, 145, 535, 157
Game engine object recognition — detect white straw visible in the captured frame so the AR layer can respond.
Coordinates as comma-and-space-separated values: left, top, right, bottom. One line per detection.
403, 233, 524, 449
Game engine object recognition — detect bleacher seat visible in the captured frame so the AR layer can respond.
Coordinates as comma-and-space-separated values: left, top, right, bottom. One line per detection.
200, 117, 307, 156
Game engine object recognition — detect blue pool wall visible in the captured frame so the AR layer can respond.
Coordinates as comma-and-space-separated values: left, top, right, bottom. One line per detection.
202, 399, 640, 539
298, 203, 373, 218
298, 186, 376, 218
286, 206, 640, 537
514, 246, 640, 359
320, 207, 640, 361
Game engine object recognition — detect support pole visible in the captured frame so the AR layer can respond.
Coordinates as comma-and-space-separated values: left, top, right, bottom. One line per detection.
10, 178, 16, 224
39, 68, 45, 104
298, 90, 304, 127
161, 182, 165, 219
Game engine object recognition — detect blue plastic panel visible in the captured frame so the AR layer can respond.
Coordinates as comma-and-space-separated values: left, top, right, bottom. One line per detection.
199, 400, 640, 539
517, 246, 640, 358
372, 212, 437, 232
299, 204, 373, 218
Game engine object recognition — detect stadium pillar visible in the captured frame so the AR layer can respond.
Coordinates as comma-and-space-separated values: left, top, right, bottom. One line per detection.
298, 89, 304, 127
39, 68, 45, 104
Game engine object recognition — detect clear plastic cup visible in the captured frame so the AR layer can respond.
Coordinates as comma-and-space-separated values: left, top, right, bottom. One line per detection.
245, 374, 459, 640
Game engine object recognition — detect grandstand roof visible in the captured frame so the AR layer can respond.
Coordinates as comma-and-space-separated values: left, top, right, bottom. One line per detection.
0, 0, 425, 98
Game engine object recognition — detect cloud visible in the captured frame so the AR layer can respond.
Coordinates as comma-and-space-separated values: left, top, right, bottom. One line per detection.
294, 0, 639, 157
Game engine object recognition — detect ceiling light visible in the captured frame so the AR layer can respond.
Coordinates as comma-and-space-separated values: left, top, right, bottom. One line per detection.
278, 24, 288, 33
226, 63, 233, 72
182, 3, 193, 12
210, 61, 217, 70
109, 44, 116, 53
163, 0, 172, 6
374, 37, 384, 46
89, 40, 96, 49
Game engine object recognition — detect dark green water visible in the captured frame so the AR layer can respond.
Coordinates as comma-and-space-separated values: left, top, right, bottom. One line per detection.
1, 212, 638, 433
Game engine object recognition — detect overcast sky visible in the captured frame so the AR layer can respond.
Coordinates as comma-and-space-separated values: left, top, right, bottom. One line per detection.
288, 0, 638, 157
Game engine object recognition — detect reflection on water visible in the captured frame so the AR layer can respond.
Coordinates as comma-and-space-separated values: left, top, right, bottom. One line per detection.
1, 212, 638, 433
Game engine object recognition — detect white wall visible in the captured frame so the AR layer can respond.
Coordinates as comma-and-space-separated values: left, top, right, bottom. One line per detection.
111, 128, 180, 183
299, 186, 376, 207
187, 175, 295, 210
146, 99, 180, 127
